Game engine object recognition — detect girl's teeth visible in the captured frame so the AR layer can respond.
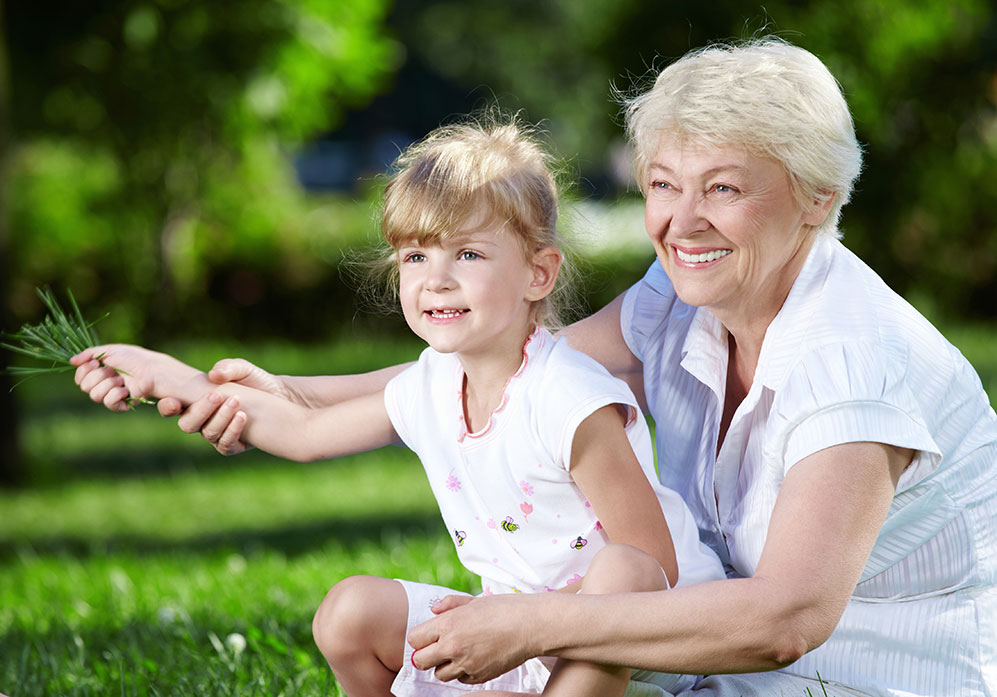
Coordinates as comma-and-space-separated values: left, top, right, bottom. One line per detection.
430, 309, 464, 318
676, 248, 732, 263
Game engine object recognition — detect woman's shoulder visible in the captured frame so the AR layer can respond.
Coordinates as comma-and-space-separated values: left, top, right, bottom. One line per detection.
620, 260, 696, 361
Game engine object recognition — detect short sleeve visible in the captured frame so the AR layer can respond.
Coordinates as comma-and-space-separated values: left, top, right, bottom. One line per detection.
772, 342, 942, 491
383, 347, 435, 451
620, 261, 678, 363
533, 343, 642, 472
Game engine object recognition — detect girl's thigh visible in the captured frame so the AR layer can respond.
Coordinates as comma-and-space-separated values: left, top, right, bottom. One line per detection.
391, 579, 551, 697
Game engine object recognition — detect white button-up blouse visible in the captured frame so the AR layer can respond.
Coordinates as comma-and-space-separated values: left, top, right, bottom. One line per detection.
621, 234, 997, 697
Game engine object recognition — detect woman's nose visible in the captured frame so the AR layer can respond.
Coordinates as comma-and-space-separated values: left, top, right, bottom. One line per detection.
669, 192, 708, 236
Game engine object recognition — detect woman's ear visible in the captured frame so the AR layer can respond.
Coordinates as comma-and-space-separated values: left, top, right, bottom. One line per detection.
525, 247, 562, 302
804, 191, 835, 227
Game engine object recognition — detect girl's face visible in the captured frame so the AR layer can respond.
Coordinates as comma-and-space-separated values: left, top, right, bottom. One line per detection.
396, 221, 554, 366
643, 140, 827, 329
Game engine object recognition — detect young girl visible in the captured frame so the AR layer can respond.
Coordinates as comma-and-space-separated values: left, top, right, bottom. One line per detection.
72, 119, 724, 697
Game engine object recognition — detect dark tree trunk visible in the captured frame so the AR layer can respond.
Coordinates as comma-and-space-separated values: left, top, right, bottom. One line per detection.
0, 1, 24, 486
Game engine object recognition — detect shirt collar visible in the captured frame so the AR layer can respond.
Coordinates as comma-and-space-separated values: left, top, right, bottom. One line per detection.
678, 235, 835, 396
754, 235, 835, 391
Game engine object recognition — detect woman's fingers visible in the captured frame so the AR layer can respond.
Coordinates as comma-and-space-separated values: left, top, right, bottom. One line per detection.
208, 358, 255, 385
199, 397, 240, 441
213, 410, 249, 456
431, 594, 474, 614
175, 393, 224, 434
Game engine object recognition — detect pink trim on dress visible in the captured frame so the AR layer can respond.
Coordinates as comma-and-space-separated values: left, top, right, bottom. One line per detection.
457, 326, 541, 442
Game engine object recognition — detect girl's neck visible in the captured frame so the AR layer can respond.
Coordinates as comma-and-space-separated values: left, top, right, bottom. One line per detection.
459, 323, 537, 433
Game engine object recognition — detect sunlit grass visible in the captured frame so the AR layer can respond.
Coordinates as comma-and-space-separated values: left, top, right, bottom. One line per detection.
2, 320, 994, 695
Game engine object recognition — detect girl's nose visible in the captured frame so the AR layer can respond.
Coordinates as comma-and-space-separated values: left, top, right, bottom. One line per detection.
424, 259, 456, 291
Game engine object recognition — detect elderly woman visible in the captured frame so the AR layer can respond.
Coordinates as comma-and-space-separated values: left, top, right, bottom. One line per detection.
76, 39, 995, 697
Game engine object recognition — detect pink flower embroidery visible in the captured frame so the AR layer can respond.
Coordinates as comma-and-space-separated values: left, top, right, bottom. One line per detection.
566, 573, 583, 586
519, 480, 534, 496
520, 501, 533, 522
445, 474, 462, 492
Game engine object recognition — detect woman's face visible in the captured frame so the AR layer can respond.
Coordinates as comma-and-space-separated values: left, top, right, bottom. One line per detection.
643, 141, 826, 329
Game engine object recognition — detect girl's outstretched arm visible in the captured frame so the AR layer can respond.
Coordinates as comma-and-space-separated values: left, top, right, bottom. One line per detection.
72, 344, 400, 461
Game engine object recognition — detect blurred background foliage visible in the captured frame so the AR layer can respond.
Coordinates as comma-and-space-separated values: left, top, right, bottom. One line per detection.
1, 0, 996, 479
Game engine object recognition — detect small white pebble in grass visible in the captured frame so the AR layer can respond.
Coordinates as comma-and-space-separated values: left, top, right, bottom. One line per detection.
227, 553, 247, 575
225, 632, 247, 657
109, 567, 133, 596
156, 605, 190, 626
73, 600, 92, 618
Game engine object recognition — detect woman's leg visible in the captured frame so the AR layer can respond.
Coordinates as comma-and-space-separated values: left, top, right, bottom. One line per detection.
541, 544, 670, 697
312, 575, 408, 697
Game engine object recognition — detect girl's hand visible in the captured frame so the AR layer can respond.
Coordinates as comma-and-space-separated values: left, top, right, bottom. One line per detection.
157, 357, 285, 456
71, 345, 162, 412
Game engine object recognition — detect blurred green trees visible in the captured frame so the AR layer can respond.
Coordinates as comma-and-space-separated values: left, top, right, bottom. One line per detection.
3, 0, 996, 333
4, 0, 398, 341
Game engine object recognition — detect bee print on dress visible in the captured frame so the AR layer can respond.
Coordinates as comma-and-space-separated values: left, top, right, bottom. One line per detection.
500, 516, 519, 532
454, 530, 466, 547
570, 536, 588, 550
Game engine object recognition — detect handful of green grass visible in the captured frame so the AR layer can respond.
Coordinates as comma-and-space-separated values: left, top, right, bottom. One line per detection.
1, 287, 105, 380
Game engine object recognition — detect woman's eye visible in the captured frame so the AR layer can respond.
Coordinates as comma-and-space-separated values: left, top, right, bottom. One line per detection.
711, 183, 738, 195
650, 180, 672, 191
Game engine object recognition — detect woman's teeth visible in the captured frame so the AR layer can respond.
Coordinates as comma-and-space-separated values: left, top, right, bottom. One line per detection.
676, 248, 732, 263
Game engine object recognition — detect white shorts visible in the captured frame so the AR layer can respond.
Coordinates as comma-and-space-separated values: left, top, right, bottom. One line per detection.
390, 579, 697, 697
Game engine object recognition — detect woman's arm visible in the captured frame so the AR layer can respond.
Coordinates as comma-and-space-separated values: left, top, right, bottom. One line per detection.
556, 294, 646, 409
409, 441, 911, 681
160, 360, 412, 454
72, 345, 399, 461
568, 404, 677, 586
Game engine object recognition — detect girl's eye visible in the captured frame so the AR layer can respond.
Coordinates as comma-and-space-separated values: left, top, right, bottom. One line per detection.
403, 252, 426, 263
459, 250, 480, 261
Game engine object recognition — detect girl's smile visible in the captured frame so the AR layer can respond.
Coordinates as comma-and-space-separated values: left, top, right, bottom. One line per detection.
396, 222, 542, 371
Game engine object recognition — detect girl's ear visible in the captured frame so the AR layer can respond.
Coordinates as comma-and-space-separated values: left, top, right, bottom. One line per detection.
526, 247, 562, 302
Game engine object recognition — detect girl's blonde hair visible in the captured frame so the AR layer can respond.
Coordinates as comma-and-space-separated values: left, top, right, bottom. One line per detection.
378, 115, 572, 327
623, 37, 862, 238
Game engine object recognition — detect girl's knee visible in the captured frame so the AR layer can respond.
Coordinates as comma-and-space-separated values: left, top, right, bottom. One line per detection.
581, 544, 668, 594
312, 575, 404, 662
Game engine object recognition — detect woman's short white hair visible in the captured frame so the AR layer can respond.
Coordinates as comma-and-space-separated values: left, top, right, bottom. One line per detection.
623, 38, 862, 238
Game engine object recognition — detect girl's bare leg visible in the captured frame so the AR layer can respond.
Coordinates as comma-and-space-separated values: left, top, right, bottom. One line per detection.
312, 575, 408, 697
541, 544, 669, 697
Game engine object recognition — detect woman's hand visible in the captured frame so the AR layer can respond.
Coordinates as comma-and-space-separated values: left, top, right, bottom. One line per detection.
157, 358, 285, 456
408, 594, 543, 684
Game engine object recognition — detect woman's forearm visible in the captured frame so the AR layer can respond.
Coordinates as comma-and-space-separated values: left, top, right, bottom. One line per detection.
530, 576, 815, 674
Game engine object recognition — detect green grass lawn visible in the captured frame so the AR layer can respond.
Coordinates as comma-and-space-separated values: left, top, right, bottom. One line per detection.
2, 320, 995, 696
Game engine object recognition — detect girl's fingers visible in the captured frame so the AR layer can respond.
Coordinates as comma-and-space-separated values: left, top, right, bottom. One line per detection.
103, 385, 132, 412
69, 347, 105, 367
79, 365, 123, 394
157, 397, 184, 417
